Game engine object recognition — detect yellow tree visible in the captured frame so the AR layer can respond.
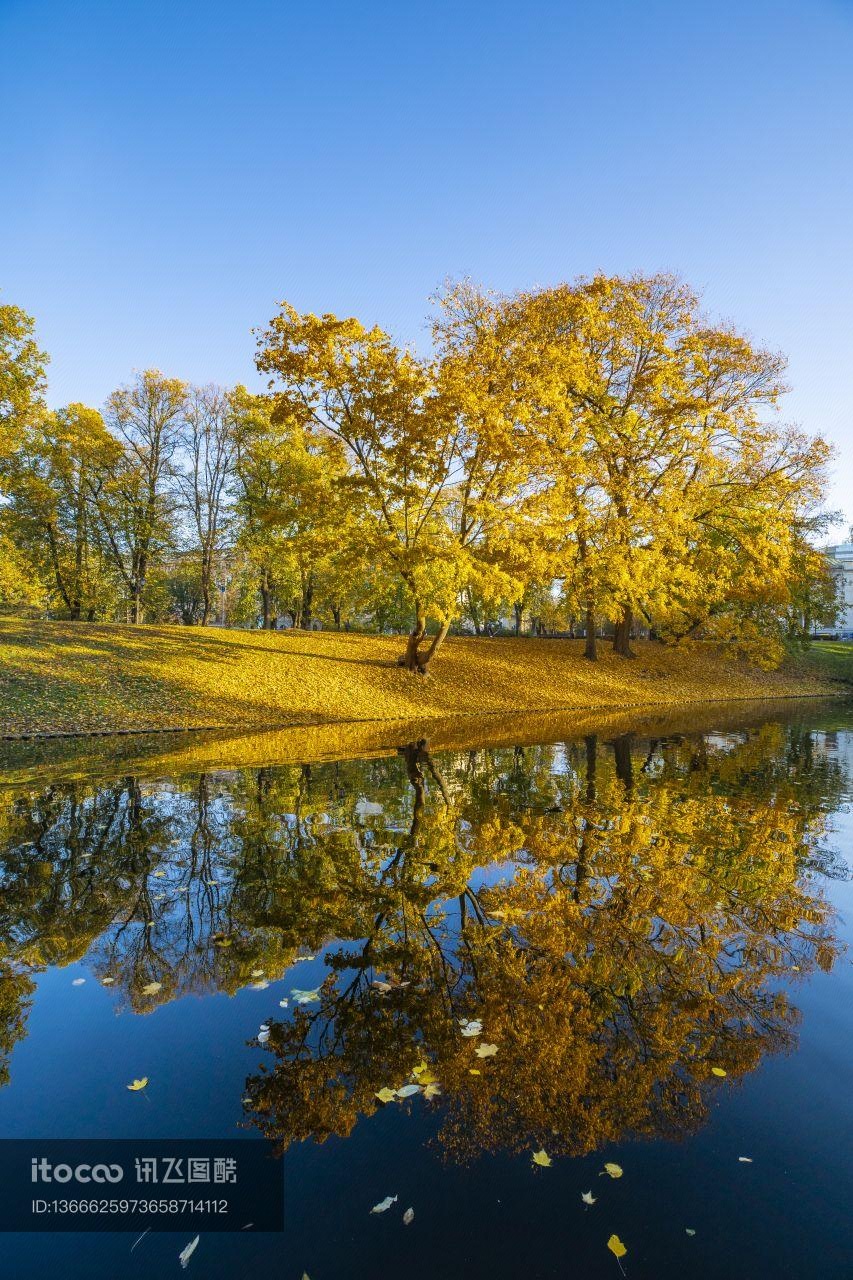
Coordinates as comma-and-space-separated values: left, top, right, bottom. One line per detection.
504, 274, 829, 660
255, 304, 525, 672
3, 404, 121, 619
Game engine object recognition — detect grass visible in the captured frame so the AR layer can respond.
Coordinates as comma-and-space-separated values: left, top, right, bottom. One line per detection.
791, 640, 853, 686
0, 617, 847, 740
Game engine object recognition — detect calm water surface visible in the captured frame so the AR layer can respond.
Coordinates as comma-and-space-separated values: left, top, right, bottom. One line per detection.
0, 706, 852, 1278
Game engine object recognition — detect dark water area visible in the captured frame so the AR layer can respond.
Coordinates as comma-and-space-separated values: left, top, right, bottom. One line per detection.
0, 704, 852, 1278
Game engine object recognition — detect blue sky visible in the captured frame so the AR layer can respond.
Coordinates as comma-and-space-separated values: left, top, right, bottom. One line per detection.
1, 0, 851, 530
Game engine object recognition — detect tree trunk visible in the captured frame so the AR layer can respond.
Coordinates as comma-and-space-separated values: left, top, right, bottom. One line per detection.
302, 573, 314, 630
400, 603, 428, 672
584, 603, 597, 660
260, 572, 272, 629
514, 601, 522, 636
613, 605, 635, 657
332, 605, 342, 630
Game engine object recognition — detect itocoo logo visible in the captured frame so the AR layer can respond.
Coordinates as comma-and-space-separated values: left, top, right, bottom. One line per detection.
31, 1158, 123, 1184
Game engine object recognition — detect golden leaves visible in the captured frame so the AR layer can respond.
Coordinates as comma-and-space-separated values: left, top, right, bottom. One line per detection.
126, 1077, 148, 1091
531, 1149, 551, 1167
607, 1234, 627, 1259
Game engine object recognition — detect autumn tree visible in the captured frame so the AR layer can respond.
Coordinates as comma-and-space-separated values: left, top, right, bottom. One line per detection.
175, 385, 236, 624
2, 404, 120, 619
255, 304, 526, 671
0, 300, 47, 465
96, 369, 187, 623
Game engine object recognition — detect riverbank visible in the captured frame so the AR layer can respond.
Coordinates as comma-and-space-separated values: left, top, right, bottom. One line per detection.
0, 618, 847, 740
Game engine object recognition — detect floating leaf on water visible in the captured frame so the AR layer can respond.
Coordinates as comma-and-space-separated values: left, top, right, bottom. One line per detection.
179, 1234, 200, 1268
257, 1029, 270, 1045
71, 978, 85, 986
738, 1156, 753, 1163
469, 1068, 481, 1075
278, 999, 289, 1009
459, 1019, 483, 1037
295, 954, 315, 963
607, 1234, 627, 1259
370, 1195, 398, 1214
291, 988, 320, 1004
101, 977, 115, 986
251, 969, 264, 978
603, 1162, 623, 1179
153, 870, 166, 878
375, 1087, 396, 1104
403, 1207, 414, 1225
532, 1149, 552, 1167
686, 1228, 696, 1236
396, 1083, 420, 1098
423, 1083, 442, 1100
372, 980, 393, 993
710, 1066, 727, 1077
127, 1077, 148, 1091
252, 980, 269, 991
581, 1191, 597, 1205
142, 981, 162, 995
475, 1043, 498, 1058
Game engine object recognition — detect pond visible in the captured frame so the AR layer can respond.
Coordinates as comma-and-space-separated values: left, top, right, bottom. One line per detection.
0, 701, 851, 1279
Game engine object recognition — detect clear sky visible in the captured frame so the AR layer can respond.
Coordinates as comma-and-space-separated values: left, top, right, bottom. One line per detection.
1, 0, 851, 531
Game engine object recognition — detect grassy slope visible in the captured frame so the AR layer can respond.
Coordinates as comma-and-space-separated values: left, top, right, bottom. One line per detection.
793, 640, 853, 686
0, 617, 845, 738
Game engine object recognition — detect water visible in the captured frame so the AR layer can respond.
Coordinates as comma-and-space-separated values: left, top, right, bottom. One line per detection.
0, 703, 852, 1279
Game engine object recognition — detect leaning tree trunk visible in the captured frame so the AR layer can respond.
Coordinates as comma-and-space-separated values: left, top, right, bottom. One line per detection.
399, 604, 450, 675
612, 605, 635, 657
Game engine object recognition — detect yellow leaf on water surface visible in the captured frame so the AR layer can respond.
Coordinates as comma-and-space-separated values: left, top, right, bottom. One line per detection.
603, 1163, 623, 1178
607, 1234, 627, 1259
469, 1069, 481, 1075
423, 1083, 442, 1099
141, 981, 162, 995
581, 1191, 596, 1205
127, 1077, 148, 1091
710, 1066, 727, 1077
532, 1149, 552, 1167
375, 1087, 396, 1104
475, 1043, 498, 1058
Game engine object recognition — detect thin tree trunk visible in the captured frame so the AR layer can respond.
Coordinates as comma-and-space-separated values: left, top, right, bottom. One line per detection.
584, 603, 597, 660
514, 601, 522, 636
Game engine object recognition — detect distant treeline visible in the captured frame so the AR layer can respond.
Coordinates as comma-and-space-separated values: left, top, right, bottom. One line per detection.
0, 274, 838, 671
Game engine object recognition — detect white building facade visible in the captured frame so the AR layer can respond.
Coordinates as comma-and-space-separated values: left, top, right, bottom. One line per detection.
822, 542, 853, 639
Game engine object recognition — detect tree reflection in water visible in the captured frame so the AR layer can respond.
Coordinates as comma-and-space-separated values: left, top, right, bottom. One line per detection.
0, 722, 846, 1158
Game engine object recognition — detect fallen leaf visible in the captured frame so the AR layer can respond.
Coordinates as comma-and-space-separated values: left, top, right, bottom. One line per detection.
251, 969, 264, 978
252, 980, 269, 990
582, 1191, 597, 1205
101, 977, 115, 985
179, 1234, 199, 1268
295, 954, 315, 963
375, 1087, 396, 1104
396, 1083, 420, 1098
423, 1083, 442, 1100
607, 1234, 627, 1259
370, 1195, 397, 1214
257, 1028, 270, 1045
127, 1077, 148, 1091
710, 1066, 727, 1077
141, 981, 162, 995
469, 1068, 481, 1075
532, 1149, 552, 1167
71, 978, 86, 986
153, 870, 166, 878
686, 1228, 696, 1236
459, 1019, 483, 1037
738, 1156, 753, 1163
475, 1042, 498, 1058
603, 1162, 623, 1179
278, 999, 289, 1009
403, 1207, 414, 1225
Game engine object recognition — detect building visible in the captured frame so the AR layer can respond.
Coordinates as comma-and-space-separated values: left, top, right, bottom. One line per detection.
820, 542, 853, 639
